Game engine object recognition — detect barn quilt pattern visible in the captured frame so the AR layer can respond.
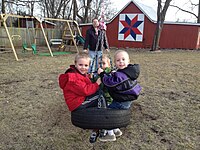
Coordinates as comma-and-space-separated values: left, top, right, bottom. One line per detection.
118, 14, 144, 41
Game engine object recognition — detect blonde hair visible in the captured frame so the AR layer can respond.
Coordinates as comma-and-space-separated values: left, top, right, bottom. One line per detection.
114, 50, 129, 61
101, 54, 111, 66
74, 52, 90, 64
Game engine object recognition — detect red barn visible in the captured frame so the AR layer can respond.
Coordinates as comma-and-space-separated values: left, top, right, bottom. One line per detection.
80, 0, 200, 49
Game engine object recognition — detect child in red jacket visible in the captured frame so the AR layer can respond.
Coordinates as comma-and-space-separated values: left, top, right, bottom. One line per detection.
59, 52, 101, 111
59, 52, 101, 143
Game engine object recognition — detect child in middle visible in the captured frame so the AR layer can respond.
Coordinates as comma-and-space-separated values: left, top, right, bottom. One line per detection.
98, 54, 113, 104
89, 54, 113, 142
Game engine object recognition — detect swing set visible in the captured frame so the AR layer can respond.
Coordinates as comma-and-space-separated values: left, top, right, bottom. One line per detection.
0, 14, 22, 54
0, 14, 82, 61
0, 14, 54, 60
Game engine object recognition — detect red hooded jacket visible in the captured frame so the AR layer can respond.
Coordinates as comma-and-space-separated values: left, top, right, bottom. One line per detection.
59, 65, 99, 111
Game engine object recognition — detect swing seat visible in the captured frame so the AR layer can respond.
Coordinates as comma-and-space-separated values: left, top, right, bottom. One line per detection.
71, 107, 131, 130
50, 39, 63, 46
22, 43, 32, 51
22, 43, 37, 54
11, 35, 21, 40
75, 35, 85, 45
31, 44, 37, 54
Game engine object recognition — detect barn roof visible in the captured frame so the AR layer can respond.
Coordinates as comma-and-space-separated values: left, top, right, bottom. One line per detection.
108, 0, 200, 26
109, 0, 157, 23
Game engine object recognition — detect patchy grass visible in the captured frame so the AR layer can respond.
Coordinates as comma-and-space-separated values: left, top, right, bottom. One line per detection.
0, 49, 200, 150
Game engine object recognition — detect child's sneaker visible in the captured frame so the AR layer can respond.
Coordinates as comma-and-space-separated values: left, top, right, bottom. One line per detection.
99, 129, 107, 138
89, 131, 99, 143
99, 134, 116, 142
114, 129, 122, 137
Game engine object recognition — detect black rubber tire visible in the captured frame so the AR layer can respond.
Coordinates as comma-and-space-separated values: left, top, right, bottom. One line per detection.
71, 107, 131, 130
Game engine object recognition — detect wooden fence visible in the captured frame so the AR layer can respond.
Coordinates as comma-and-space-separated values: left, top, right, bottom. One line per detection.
0, 27, 62, 48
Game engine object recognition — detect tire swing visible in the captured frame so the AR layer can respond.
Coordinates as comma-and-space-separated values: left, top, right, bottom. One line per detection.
71, 107, 131, 130
71, 23, 131, 130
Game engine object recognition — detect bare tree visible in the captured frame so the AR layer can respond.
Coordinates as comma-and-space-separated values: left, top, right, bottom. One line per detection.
72, 0, 78, 20
198, 0, 200, 22
21, 0, 39, 16
76, 0, 115, 23
90, 0, 116, 22
170, 0, 200, 23
151, 0, 172, 51
1, 0, 5, 13
2, 0, 19, 14
39, 0, 70, 18
15, 0, 38, 16
77, 0, 92, 23
3, 0, 40, 15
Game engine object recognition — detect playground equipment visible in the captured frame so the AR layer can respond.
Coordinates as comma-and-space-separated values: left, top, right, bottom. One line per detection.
22, 18, 37, 54
49, 39, 62, 46
43, 17, 82, 53
0, 14, 53, 61
10, 17, 22, 41
0, 14, 19, 60
75, 35, 85, 45
0, 14, 82, 61
22, 43, 37, 54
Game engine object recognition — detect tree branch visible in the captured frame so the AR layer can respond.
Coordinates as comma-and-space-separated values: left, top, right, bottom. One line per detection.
170, 4, 198, 18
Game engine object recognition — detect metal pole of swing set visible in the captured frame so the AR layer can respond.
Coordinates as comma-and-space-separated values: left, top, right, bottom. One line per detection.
35, 17, 53, 57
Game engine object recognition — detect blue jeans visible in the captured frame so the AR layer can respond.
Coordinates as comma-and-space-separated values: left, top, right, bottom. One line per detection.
108, 101, 133, 110
89, 50, 102, 73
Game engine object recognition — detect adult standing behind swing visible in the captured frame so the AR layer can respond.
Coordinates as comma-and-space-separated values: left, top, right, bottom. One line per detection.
83, 18, 109, 73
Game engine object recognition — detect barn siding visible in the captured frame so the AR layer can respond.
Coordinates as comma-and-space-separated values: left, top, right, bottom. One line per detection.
160, 24, 199, 49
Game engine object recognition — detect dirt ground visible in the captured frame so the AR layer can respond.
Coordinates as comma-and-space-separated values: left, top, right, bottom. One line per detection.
0, 48, 200, 150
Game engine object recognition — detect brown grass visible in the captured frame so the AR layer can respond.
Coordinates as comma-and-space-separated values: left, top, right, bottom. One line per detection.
0, 48, 200, 150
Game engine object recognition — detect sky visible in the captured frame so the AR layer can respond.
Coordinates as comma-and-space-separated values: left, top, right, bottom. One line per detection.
111, 0, 198, 22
